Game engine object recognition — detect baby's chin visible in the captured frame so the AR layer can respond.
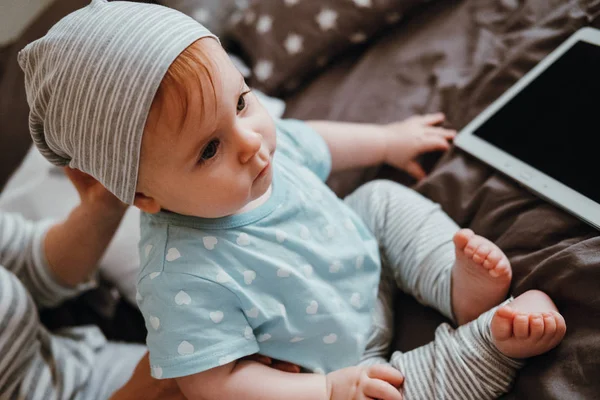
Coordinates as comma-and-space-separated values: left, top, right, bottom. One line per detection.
236, 180, 273, 215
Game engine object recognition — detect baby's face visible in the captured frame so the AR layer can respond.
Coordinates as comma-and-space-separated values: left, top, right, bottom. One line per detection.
136, 38, 276, 218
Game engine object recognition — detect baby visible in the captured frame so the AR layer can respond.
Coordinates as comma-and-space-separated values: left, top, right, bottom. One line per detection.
20, 1, 566, 399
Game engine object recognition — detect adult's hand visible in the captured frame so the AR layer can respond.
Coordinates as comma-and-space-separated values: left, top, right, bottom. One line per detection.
44, 168, 128, 287
64, 167, 128, 215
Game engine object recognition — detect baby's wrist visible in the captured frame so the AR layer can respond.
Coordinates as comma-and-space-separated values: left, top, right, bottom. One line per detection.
376, 128, 392, 165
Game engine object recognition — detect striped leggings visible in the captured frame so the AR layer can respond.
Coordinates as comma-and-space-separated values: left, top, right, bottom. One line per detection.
344, 180, 523, 400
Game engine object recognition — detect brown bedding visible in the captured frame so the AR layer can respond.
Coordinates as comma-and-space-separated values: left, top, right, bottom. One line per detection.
1, 0, 599, 398
284, 0, 600, 398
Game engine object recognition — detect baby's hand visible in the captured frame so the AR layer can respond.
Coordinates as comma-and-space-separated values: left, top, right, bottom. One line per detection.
382, 113, 456, 180
326, 365, 404, 400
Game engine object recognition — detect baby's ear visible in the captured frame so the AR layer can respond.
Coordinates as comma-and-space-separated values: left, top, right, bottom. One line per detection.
133, 193, 161, 214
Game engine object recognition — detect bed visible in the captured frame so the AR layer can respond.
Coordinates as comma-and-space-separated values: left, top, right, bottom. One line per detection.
1, 0, 599, 398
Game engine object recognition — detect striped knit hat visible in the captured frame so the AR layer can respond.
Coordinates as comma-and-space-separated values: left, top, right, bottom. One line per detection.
18, 0, 218, 204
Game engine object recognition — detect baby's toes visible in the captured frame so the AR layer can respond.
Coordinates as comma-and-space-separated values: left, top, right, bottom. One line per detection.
453, 229, 474, 251
464, 237, 485, 258
472, 243, 493, 264
489, 259, 511, 278
513, 313, 530, 339
491, 306, 515, 341
550, 311, 567, 340
529, 314, 545, 341
542, 313, 557, 339
483, 249, 503, 269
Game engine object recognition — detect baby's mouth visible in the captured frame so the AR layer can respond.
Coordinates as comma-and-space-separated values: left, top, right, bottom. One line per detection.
255, 159, 271, 181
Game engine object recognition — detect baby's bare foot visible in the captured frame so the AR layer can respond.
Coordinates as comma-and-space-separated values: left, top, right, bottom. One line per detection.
491, 290, 566, 359
452, 229, 512, 325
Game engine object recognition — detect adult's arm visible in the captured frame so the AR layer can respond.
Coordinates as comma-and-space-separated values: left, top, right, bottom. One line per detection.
0, 168, 127, 307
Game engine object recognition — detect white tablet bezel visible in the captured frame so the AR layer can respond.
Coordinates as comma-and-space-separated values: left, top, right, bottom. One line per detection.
455, 27, 600, 230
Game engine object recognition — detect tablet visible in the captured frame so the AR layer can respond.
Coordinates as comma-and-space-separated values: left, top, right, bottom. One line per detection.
455, 27, 600, 230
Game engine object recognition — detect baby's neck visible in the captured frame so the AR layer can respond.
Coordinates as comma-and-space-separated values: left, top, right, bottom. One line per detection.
235, 185, 273, 215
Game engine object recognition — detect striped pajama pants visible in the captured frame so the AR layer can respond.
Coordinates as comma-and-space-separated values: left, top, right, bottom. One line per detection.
344, 180, 523, 400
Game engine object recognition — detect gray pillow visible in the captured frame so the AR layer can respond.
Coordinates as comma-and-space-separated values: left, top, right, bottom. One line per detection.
158, 0, 247, 37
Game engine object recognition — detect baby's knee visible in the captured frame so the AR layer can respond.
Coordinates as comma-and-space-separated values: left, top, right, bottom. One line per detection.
350, 179, 428, 207
349, 179, 404, 203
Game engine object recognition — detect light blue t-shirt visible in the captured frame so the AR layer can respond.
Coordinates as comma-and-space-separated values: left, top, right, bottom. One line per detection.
137, 119, 381, 379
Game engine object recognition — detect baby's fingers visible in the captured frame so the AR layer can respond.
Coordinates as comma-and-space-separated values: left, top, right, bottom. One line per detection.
364, 379, 403, 400
404, 161, 426, 181
418, 136, 451, 153
426, 126, 456, 140
419, 112, 446, 126
367, 365, 404, 387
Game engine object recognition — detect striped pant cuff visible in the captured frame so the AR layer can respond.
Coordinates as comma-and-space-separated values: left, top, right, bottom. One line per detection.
390, 299, 524, 400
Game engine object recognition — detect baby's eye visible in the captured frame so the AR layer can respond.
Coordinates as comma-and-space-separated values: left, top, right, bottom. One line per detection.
200, 139, 220, 161
237, 91, 251, 113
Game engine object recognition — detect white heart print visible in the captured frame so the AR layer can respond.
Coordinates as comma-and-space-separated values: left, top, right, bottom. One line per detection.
175, 290, 191, 305
344, 218, 356, 231
216, 271, 232, 283
237, 233, 251, 246
306, 300, 318, 314
178, 341, 195, 355
144, 244, 153, 258
277, 268, 291, 278
290, 336, 304, 343
149, 272, 161, 280
275, 229, 287, 243
152, 366, 163, 379
203, 236, 218, 250
258, 333, 272, 342
243, 270, 256, 285
244, 326, 253, 340
246, 307, 259, 318
210, 311, 224, 323
166, 247, 181, 261
329, 260, 342, 273
149, 316, 160, 330
323, 333, 338, 344
350, 293, 361, 308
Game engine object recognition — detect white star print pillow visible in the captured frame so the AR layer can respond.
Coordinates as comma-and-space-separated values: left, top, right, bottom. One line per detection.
229, 0, 428, 95
158, 0, 245, 37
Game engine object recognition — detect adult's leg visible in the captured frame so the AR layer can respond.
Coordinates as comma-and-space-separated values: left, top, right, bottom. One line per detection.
79, 342, 147, 399
0, 265, 145, 400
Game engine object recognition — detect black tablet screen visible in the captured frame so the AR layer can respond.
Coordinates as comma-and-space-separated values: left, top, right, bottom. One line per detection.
473, 40, 600, 203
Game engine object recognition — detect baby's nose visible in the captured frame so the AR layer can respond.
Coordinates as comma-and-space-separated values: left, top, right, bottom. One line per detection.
238, 129, 262, 164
